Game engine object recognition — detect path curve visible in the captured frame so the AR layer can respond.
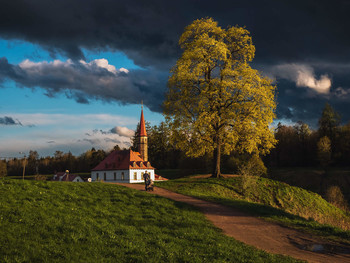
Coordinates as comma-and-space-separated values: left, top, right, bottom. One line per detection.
115, 183, 350, 263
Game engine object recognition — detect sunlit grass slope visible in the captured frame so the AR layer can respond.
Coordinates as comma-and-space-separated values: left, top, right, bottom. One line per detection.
0, 180, 300, 263
156, 176, 350, 241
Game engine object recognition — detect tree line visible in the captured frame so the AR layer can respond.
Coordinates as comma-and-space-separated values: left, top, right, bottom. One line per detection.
267, 103, 350, 168
1, 102, 349, 178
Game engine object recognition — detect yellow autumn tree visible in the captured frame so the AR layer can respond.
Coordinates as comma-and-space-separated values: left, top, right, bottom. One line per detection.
164, 18, 276, 178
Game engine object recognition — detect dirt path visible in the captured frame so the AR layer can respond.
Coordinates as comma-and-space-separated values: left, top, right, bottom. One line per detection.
115, 183, 350, 263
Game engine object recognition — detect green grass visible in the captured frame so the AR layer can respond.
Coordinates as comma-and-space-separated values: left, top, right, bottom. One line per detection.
0, 180, 300, 263
155, 176, 350, 242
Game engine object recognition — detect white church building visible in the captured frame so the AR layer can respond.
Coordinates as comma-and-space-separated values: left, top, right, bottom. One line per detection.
90, 107, 155, 183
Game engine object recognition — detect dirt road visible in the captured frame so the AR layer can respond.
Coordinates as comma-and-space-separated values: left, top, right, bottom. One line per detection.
115, 183, 350, 263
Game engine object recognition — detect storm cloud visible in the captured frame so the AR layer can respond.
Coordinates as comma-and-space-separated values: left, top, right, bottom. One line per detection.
0, 116, 22, 126
0, 57, 165, 112
1, 0, 350, 125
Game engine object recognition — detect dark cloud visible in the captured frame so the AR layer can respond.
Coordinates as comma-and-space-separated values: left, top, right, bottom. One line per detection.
104, 138, 120, 143
1, 0, 350, 124
81, 138, 100, 145
0, 58, 165, 112
0, 116, 22, 126
1, 0, 350, 67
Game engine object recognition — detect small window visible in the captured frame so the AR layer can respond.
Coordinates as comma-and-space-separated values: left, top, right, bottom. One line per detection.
134, 172, 137, 180
133, 162, 136, 168
104, 172, 106, 181
121, 172, 124, 181
147, 162, 150, 168
114, 172, 116, 180
140, 162, 143, 167
96, 173, 99, 180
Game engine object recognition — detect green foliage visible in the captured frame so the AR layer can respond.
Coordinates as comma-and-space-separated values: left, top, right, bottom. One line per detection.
156, 177, 350, 240
318, 103, 341, 139
34, 174, 47, 181
0, 160, 7, 178
0, 180, 298, 263
317, 136, 332, 167
325, 186, 349, 212
238, 155, 267, 177
164, 18, 276, 177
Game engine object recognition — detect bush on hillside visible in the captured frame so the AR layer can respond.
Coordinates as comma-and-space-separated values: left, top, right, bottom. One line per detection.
326, 185, 349, 212
238, 155, 267, 177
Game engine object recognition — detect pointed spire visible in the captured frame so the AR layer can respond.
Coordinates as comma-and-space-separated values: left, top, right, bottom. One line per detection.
139, 104, 147, 137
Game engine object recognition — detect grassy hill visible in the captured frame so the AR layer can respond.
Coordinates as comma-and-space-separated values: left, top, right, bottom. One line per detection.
155, 176, 350, 242
0, 179, 300, 263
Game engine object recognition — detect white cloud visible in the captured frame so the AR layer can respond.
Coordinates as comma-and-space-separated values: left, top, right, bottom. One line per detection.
79, 58, 128, 74
296, 70, 331, 94
110, 126, 135, 137
265, 63, 332, 94
0, 113, 138, 157
3, 113, 137, 127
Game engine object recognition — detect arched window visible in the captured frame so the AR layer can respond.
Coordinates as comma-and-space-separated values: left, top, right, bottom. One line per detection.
140, 162, 143, 168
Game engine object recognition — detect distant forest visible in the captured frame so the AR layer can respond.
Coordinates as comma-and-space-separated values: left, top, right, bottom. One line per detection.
1, 103, 349, 177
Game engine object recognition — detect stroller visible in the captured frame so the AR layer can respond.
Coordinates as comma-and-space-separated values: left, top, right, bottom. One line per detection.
145, 178, 154, 191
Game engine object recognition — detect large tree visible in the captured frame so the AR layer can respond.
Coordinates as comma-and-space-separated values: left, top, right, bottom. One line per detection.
318, 103, 340, 140
164, 18, 276, 178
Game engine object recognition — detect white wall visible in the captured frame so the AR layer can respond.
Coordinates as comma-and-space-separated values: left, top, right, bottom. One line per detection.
91, 169, 154, 183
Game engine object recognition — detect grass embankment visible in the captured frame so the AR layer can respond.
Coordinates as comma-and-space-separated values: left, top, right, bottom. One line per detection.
0, 180, 299, 263
269, 167, 350, 203
155, 176, 350, 242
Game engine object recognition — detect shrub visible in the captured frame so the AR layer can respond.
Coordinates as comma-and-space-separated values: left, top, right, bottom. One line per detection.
325, 185, 349, 212
238, 155, 267, 177
34, 174, 47, 181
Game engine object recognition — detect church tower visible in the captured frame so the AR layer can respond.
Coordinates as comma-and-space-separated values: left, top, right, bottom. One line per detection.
138, 105, 148, 161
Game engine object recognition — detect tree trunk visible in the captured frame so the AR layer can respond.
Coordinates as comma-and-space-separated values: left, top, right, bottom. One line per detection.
212, 136, 221, 178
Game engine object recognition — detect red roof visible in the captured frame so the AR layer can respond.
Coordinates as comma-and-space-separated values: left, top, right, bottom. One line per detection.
92, 149, 154, 171
139, 109, 147, 137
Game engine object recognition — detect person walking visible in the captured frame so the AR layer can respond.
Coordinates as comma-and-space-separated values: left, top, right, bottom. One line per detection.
143, 172, 150, 191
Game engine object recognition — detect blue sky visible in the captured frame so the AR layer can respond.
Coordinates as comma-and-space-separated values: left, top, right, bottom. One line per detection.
0, 39, 163, 157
